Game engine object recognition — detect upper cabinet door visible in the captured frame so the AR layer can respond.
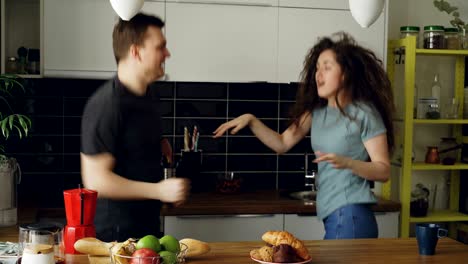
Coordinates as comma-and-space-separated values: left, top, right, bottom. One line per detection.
164, 1, 278, 82
278, 7, 386, 83
167, 0, 276, 5
278, 0, 347, 9
43, 0, 165, 79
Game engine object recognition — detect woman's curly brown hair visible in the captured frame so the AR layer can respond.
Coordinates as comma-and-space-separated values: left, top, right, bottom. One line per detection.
290, 32, 395, 154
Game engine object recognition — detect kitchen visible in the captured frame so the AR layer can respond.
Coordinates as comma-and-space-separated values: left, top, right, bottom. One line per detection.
1, 0, 468, 263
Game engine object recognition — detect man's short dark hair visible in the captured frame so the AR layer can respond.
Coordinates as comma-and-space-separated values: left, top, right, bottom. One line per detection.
112, 13, 165, 63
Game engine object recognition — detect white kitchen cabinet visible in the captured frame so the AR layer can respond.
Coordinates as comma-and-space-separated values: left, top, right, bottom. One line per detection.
166, 0, 276, 5
164, 214, 283, 242
1, 0, 42, 77
278, 7, 387, 83
284, 212, 399, 240
278, 0, 347, 9
283, 214, 325, 240
43, 0, 165, 79
375, 212, 399, 238
164, 1, 278, 82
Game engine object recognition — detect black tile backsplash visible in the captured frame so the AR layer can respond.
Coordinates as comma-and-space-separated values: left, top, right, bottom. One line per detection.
30, 116, 63, 135
227, 154, 277, 171
176, 82, 227, 99
229, 101, 278, 118
228, 82, 278, 100
9, 78, 310, 208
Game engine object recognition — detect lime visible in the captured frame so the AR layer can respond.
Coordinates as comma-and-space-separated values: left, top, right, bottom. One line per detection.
159, 250, 177, 264
136, 235, 161, 252
159, 235, 180, 253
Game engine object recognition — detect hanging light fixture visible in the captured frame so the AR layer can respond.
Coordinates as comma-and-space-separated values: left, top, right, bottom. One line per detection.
109, 0, 144, 21
349, 0, 385, 28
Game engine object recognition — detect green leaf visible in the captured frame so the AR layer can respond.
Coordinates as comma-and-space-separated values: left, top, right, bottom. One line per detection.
13, 124, 23, 138
434, 0, 442, 11
447, 6, 458, 14
453, 11, 459, 17
441, 1, 451, 12
8, 115, 14, 129
1, 119, 9, 139
18, 117, 28, 136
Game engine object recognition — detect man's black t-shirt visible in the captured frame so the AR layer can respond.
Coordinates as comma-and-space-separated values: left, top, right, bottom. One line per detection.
81, 76, 163, 241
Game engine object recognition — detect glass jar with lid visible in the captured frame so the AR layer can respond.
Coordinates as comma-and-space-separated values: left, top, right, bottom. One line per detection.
417, 97, 437, 119
423, 25, 445, 49
426, 103, 441, 119
400, 26, 420, 48
460, 28, 468, 50
445, 27, 460, 50
5, 57, 18, 74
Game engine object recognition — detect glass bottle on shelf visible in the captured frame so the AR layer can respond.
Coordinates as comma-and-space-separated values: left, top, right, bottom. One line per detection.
431, 73, 441, 105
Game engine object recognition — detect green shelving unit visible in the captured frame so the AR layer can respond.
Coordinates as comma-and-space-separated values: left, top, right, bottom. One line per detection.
387, 36, 468, 238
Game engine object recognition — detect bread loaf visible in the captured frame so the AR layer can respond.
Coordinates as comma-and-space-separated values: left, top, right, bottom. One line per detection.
74, 237, 116, 256
261, 231, 310, 260
179, 238, 210, 258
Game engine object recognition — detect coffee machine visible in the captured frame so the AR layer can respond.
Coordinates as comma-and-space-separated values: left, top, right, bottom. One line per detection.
63, 186, 97, 254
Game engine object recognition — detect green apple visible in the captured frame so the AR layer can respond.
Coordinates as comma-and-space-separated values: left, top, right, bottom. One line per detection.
159, 250, 177, 264
159, 235, 180, 253
136, 235, 161, 253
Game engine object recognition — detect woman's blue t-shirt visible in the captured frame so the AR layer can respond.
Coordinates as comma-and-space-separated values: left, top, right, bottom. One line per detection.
311, 102, 386, 219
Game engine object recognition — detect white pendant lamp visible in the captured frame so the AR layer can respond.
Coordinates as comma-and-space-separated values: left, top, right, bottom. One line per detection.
110, 0, 144, 21
349, 0, 385, 28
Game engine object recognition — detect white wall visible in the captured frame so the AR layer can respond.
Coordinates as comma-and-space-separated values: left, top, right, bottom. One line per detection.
388, 0, 467, 209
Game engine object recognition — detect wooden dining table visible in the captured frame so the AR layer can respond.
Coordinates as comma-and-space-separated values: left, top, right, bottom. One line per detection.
67, 237, 466, 264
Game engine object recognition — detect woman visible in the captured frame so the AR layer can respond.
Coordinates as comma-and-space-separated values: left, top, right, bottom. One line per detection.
213, 32, 395, 239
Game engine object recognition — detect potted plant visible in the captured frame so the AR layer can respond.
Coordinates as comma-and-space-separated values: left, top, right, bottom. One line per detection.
433, 0, 468, 48
0, 74, 31, 226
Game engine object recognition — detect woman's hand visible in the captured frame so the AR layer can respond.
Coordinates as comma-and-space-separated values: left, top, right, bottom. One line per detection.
212, 114, 254, 138
313, 151, 353, 169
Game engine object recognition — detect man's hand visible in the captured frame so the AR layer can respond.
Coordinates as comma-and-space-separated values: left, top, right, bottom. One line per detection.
313, 151, 353, 169
157, 178, 191, 204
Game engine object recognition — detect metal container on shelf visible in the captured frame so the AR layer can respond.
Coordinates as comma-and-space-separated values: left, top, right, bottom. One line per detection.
5, 57, 18, 74
417, 98, 437, 119
400, 26, 420, 48
445, 27, 460, 50
423, 25, 445, 49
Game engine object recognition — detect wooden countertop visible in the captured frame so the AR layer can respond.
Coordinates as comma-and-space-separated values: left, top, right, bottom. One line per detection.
1, 226, 466, 263
11, 191, 400, 221
8, 238, 468, 264
161, 190, 401, 215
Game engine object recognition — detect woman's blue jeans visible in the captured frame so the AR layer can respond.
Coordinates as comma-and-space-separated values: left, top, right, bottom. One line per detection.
323, 204, 378, 239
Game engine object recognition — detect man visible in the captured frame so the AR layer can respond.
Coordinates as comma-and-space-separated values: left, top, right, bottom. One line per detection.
81, 13, 190, 241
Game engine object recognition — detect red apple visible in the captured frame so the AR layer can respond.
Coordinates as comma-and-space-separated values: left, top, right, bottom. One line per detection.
130, 248, 160, 264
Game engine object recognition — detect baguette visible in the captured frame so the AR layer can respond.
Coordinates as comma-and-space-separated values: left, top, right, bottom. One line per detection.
179, 238, 210, 258
88, 255, 111, 264
74, 237, 116, 256
261, 231, 310, 260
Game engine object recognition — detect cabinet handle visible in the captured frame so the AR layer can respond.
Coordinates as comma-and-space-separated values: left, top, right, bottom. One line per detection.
175, 214, 275, 219
172, 0, 273, 7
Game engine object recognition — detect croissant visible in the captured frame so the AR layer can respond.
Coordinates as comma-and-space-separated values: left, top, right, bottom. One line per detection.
261, 231, 310, 260
250, 246, 274, 262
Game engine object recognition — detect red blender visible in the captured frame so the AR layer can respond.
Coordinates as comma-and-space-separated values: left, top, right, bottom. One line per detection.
63, 186, 97, 254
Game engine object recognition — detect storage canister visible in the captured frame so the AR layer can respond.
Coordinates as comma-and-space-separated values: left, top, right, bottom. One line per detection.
400, 26, 420, 48
445, 27, 460, 50
417, 98, 437, 119
423, 25, 445, 49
